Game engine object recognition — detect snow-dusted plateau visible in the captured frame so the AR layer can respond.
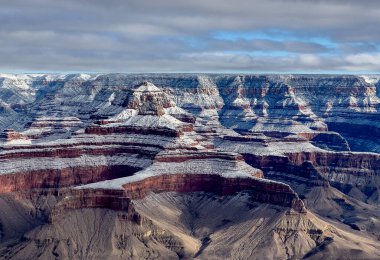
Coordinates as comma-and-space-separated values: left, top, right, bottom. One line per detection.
0, 73, 379, 259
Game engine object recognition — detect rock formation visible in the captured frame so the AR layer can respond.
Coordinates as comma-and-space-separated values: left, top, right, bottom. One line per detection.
0, 74, 379, 259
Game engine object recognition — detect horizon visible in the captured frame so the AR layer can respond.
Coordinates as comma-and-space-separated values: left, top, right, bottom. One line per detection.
1, 71, 380, 76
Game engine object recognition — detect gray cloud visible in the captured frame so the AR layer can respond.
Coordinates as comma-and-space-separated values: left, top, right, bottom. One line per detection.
1, 0, 380, 73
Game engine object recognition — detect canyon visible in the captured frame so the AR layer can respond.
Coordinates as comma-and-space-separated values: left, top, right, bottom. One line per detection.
0, 74, 379, 259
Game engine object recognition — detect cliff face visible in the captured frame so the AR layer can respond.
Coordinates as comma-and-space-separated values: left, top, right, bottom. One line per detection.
48, 172, 305, 225
0, 74, 379, 259
0, 165, 139, 193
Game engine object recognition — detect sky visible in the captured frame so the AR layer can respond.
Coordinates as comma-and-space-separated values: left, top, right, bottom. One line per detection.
1, 0, 380, 74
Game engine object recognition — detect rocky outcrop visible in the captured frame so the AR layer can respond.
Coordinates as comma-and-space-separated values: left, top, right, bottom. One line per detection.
125, 81, 176, 116
0, 129, 29, 142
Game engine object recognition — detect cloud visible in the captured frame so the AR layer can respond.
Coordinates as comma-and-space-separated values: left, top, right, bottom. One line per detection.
298, 54, 322, 67
1, 0, 380, 73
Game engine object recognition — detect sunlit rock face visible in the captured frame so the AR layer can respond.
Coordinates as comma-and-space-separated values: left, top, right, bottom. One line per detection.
125, 81, 176, 116
0, 74, 380, 259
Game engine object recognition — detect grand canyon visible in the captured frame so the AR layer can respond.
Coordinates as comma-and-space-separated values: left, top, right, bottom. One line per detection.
0, 73, 379, 259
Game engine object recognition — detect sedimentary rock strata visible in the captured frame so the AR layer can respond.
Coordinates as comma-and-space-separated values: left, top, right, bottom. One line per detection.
0, 74, 379, 259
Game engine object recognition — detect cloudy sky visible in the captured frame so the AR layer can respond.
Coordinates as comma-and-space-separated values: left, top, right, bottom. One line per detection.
1, 0, 380, 73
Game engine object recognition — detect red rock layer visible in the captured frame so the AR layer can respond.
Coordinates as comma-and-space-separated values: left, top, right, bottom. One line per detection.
49, 189, 134, 223
0, 145, 157, 160
121, 174, 304, 213
48, 173, 305, 223
85, 124, 193, 136
156, 151, 243, 163
286, 151, 379, 170
0, 165, 139, 194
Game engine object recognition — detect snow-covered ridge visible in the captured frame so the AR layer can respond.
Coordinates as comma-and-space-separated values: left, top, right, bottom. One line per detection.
0, 73, 376, 151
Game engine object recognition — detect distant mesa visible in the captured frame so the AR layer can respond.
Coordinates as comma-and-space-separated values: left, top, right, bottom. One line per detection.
126, 81, 175, 116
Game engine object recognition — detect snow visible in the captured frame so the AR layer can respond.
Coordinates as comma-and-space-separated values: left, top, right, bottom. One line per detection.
4, 139, 32, 145
216, 138, 325, 156
164, 106, 189, 115
0, 154, 151, 176
107, 109, 137, 121
361, 75, 380, 84
134, 82, 161, 92
76, 156, 269, 190
107, 114, 185, 130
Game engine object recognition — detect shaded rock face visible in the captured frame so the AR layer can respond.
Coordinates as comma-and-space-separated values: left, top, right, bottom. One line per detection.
3, 193, 380, 260
1, 207, 187, 260
241, 146, 380, 201
309, 132, 350, 151
0, 74, 379, 259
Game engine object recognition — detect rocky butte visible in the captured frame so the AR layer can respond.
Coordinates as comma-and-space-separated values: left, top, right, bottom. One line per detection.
0, 74, 379, 259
